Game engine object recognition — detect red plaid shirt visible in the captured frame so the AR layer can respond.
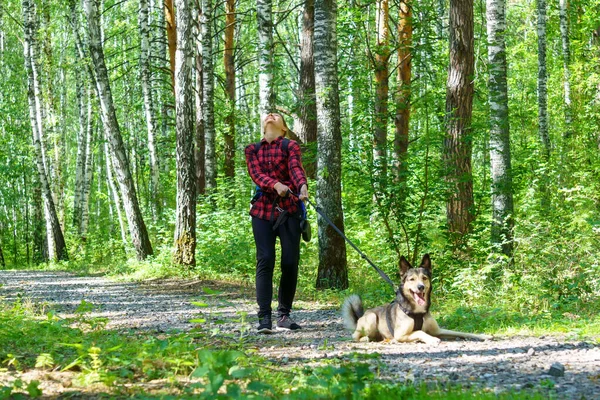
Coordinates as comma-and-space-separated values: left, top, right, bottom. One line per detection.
245, 136, 308, 221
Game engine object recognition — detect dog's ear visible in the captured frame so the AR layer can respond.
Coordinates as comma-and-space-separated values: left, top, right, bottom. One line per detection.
420, 254, 432, 272
400, 256, 412, 276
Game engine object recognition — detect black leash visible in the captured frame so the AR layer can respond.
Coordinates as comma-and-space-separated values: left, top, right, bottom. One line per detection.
288, 190, 396, 291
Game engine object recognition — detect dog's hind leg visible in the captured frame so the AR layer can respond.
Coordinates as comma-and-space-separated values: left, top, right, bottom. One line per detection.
436, 329, 492, 341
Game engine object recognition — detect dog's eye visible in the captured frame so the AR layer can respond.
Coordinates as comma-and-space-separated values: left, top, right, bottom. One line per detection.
409, 277, 416, 281
422, 276, 428, 281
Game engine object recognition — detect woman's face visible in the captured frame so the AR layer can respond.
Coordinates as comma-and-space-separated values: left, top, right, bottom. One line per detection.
263, 113, 287, 134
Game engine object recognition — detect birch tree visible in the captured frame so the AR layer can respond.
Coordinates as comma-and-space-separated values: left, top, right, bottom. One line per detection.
537, 0, 550, 159
444, 0, 475, 237
173, 0, 197, 267
22, 0, 68, 262
487, 0, 514, 257
201, 0, 216, 189
83, 0, 153, 260
195, 7, 206, 195
257, 0, 275, 117
559, 0, 572, 138
314, 0, 348, 290
537, 0, 550, 207
139, 0, 161, 218
223, 0, 236, 178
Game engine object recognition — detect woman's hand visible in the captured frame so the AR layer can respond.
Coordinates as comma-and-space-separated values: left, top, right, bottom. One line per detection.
273, 182, 290, 197
299, 184, 309, 201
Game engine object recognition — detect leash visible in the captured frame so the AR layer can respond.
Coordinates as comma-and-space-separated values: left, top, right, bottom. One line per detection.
287, 190, 396, 291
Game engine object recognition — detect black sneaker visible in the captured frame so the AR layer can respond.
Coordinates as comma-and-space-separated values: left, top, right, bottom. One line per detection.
257, 315, 273, 334
276, 315, 301, 331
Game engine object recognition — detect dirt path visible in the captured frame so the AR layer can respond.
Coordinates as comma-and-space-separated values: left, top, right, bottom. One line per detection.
1, 270, 599, 398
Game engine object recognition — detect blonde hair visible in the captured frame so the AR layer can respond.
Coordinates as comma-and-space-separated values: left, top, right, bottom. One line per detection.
262, 112, 290, 137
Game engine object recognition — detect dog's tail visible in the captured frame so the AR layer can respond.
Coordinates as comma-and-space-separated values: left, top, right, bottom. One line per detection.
341, 294, 364, 331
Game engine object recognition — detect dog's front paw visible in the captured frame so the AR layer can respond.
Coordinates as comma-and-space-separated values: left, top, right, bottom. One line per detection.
359, 336, 370, 343
427, 337, 441, 346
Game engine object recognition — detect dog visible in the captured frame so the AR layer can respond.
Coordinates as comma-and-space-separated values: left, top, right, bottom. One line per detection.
342, 254, 491, 345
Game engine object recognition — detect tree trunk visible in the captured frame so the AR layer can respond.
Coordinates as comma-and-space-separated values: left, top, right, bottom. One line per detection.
537, 0, 551, 207
223, 0, 236, 179
73, 63, 87, 230
314, 0, 348, 290
297, 0, 317, 178
257, 0, 275, 117
22, 0, 68, 262
444, 0, 475, 238
173, 0, 197, 267
83, 0, 153, 260
373, 0, 390, 193
487, 0, 514, 258
393, 0, 412, 206
80, 94, 94, 240
201, 0, 216, 189
139, 0, 161, 218
104, 139, 128, 247
195, 7, 206, 195
164, 0, 176, 88
0, 243, 4, 268
32, 180, 47, 264
537, 0, 550, 159
559, 0, 572, 138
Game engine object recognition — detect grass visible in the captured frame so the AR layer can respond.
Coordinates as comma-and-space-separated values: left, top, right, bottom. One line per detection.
0, 299, 556, 399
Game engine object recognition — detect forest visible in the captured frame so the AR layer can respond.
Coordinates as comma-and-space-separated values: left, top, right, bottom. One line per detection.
1, 0, 600, 397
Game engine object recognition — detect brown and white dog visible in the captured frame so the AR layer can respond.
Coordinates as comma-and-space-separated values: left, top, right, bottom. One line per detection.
342, 254, 491, 345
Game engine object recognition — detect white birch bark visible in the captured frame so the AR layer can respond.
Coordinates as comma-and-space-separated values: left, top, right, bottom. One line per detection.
139, 0, 160, 218
80, 90, 94, 238
537, 0, 550, 159
559, 0, 572, 137
104, 139, 128, 247
195, 7, 206, 195
257, 0, 275, 118
173, 0, 197, 267
73, 64, 87, 229
22, 0, 68, 261
201, 0, 216, 189
314, 0, 348, 290
83, 0, 153, 259
487, 0, 514, 257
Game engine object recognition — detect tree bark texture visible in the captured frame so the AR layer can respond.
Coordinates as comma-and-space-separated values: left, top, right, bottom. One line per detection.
173, 0, 197, 267
22, 0, 68, 262
83, 0, 153, 260
164, 0, 176, 89
314, 0, 348, 290
195, 8, 206, 195
224, 0, 236, 178
297, 0, 318, 177
559, 0, 572, 138
393, 0, 412, 202
201, 0, 216, 189
537, 0, 550, 158
139, 0, 161, 218
487, 0, 514, 257
257, 0, 275, 117
373, 0, 390, 193
444, 0, 475, 237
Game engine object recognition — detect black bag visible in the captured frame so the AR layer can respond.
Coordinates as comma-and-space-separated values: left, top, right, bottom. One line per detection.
298, 200, 311, 242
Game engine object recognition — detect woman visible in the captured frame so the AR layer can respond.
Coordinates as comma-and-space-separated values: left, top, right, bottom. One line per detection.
245, 112, 309, 334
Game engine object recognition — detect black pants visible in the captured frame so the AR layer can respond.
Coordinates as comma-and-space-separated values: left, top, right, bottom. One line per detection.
252, 216, 301, 318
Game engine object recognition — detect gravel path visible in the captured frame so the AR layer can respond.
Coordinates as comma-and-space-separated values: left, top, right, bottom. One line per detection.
1, 270, 599, 399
